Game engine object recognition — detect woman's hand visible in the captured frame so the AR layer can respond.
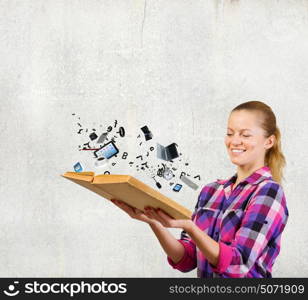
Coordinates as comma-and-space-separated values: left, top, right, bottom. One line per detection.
110, 199, 161, 226
144, 207, 194, 232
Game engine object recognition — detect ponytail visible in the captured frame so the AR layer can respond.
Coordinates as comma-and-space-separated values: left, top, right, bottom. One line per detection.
265, 126, 286, 184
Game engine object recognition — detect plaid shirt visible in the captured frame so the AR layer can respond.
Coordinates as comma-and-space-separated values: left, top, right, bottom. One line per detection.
167, 166, 289, 278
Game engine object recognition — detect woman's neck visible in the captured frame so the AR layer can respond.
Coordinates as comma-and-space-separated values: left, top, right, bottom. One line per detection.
235, 163, 265, 186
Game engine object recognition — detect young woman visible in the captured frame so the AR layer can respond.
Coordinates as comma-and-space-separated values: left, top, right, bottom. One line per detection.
111, 101, 289, 278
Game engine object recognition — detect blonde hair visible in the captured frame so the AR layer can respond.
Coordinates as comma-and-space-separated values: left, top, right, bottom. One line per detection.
231, 101, 286, 184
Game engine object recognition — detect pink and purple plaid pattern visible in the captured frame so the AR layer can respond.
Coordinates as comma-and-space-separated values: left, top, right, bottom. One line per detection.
167, 166, 289, 278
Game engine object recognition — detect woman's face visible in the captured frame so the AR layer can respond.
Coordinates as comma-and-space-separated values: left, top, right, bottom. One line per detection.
225, 109, 274, 168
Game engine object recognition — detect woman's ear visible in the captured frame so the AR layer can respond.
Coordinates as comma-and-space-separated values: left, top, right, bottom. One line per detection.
265, 134, 275, 150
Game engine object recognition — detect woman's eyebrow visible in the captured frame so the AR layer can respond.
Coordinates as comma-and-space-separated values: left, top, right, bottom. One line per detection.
227, 127, 252, 132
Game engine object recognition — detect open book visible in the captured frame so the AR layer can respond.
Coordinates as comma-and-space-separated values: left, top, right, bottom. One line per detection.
61, 172, 192, 220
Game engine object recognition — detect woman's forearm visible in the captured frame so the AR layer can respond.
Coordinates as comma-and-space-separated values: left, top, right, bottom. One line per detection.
185, 221, 219, 267
149, 222, 185, 264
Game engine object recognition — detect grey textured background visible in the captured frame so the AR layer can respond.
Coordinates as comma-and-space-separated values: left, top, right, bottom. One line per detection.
1, 0, 307, 277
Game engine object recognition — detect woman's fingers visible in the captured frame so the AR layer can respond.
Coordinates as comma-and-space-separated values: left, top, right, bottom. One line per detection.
144, 207, 168, 226
156, 209, 189, 229
111, 199, 135, 217
111, 200, 172, 226
145, 207, 183, 228
111, 200, 188, 229
134, 209, 156, 223
111, 200, 153, 223
156, 209, 174, 221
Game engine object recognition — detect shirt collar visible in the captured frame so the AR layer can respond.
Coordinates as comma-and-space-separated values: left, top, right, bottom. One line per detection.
216, 166, 272, 188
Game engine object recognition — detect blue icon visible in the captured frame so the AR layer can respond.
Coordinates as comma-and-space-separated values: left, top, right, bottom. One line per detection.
94, 141, 119, 160
173, 184, 182, 192
74, 162, 83, 172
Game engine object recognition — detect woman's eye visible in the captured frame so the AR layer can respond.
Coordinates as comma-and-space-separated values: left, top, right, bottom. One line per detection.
226, 133, 250, 137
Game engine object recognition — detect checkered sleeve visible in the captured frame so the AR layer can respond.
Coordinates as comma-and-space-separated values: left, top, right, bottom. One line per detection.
167, 189, 203, 272
167, 230, 197, 272
211, 182, 289, 277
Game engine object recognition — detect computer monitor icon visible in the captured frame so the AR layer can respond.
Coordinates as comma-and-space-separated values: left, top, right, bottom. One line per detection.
94, 141, 119, 160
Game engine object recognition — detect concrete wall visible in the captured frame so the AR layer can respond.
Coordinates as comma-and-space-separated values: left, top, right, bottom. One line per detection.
1, 0, 307, 277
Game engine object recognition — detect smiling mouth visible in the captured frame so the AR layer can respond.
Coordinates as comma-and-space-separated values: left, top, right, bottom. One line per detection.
231, 149, 246, 153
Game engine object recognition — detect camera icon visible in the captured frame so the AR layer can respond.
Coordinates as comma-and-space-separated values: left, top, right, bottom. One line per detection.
3, 281, 20, 297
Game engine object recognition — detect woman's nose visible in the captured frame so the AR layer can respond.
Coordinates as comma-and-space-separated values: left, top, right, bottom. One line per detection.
230, 135, 243, 146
